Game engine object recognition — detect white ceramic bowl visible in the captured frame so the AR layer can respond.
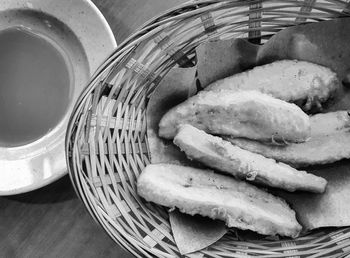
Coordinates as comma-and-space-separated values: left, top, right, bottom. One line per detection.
0, 0, 116, 195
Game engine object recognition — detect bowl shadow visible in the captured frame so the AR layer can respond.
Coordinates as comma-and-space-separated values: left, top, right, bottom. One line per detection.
2, 175, 77, 204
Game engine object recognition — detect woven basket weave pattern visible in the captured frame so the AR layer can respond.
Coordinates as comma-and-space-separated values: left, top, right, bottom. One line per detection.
67, 1, 350, 257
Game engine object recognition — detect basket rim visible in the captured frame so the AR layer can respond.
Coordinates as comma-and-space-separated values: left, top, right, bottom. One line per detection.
66, 1, 350, 257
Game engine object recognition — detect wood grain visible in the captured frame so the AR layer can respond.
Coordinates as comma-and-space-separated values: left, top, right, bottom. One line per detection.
0, 177, 129, 258
0, 1, 185, 257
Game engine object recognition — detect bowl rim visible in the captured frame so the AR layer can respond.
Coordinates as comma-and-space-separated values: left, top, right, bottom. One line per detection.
0, 0, 117, 195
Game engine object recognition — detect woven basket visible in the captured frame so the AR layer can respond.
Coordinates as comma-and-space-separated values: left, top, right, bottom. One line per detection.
66, 1, 350, 257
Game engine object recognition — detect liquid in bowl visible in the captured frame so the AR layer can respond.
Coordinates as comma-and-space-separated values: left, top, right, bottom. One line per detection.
0, 27, 73, 147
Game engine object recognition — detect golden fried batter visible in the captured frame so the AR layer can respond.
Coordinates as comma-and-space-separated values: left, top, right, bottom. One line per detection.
137, 163, 302, 238
174, 125, 327, 193
159, 90, 310, 143
226, 111, 350, 167
206, 60, 340, 112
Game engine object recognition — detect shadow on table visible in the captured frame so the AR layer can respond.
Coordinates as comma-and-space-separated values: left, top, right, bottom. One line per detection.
3, 175, 77, 204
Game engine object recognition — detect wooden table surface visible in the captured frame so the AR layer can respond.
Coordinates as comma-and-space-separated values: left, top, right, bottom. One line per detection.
0, 1, 185, 257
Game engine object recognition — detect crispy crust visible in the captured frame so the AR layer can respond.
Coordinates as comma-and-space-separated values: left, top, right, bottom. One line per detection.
174, 125, 327, 193
227, 132, 350, 168
310, 111, 350, 136
205, 60, 340, 111
226, 111, 350, 167
158, 90, 310, 142
137, 163, 302, 238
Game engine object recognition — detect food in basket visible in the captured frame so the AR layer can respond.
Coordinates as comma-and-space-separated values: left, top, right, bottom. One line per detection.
226, 111, 350, 168
310, 110, 350, 136
205, 60, 340, 112
158, 90, 311, 143
142, 18, 350, 254
258, 18, 350, 112
173, 124, 327, 193
258, 19, 350, 82
137, 163, 302, 238
228, 132, 350, 168
146, 67, 231, 254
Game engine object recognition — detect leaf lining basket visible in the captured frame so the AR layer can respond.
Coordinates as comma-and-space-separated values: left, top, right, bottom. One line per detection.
66, 0, 350, 257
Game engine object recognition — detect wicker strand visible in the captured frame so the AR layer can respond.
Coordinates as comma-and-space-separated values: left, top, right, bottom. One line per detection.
66, 1, 350, 257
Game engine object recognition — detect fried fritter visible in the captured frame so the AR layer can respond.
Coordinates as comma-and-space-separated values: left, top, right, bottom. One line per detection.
310, 110, 350, 136
205, 60, 340, 112
226, 111, 350, 168
174, 125, 327, 193
159, 90, 310, 143
137, 163, 302, 238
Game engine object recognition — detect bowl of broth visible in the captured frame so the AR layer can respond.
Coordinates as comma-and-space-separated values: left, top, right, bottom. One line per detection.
0, 0, 116, 194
